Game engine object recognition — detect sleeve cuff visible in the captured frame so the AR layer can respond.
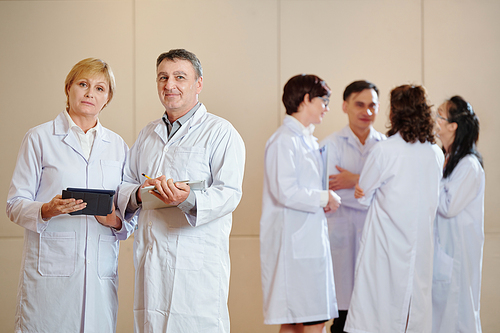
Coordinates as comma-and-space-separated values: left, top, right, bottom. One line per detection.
319, 190, 329, 208
177, 190, 197, 216
127, 187, 142, 212
37, 205, 50, 233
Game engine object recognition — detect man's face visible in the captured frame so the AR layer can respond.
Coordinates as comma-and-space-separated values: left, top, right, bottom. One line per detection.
156, 59, 203, 119
343, 88, 379, 133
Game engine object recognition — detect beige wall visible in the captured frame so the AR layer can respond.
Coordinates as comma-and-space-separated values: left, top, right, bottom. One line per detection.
0, 0, 498, 332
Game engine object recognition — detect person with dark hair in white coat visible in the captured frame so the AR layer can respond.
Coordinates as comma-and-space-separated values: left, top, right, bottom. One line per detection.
345, 85, 444, 333
260, 74, 341, 333
320, 80, 385, 333
432, 96, 485, 333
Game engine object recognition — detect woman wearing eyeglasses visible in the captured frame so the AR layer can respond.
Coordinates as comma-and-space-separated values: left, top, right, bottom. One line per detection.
432, 96, 485, 333
260, 74, 341, 333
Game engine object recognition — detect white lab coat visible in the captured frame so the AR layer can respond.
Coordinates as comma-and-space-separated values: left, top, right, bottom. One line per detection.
260, 116, 337, 325
432, 155, 485, 333
6, 112, 132, 333
117, 104, 245, 333
320, 126, 385, 310
344, 133, 444, 333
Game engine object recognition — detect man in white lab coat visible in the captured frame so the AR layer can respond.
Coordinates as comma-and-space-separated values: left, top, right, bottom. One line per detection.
320, 81, 385, 333
117, 49, 245, 333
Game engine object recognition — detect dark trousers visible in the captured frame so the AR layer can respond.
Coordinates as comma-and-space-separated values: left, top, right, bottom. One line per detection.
330, 310, 348, 333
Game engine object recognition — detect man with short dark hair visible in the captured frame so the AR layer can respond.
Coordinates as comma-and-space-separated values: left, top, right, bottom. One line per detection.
320, 80, 385, 333
118, 49, 245, 332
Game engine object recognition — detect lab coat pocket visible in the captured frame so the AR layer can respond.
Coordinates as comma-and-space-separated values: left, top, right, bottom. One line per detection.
101, 160, 123, 190
97, 234, 119, 279
433, 244, 453, 282
292, 213, 325, 259
38, 231, 76, 277
169, 232, 206, 270
174, 147, 206, 179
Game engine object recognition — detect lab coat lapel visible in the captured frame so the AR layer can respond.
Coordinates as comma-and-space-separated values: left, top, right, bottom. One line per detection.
344, 126, 363, 151
284, 116, 322, 168
167, 104, 207, 146
148, 121, 170, 178
54, 112, 86, 161
343, 126, 380, 156
149, 105, 206, 178
283, 116, 310, 145
153, 120, 169, 146
88, 123, 107, 163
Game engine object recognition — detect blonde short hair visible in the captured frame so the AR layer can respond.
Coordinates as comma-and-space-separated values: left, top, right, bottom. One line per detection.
64, 58, 116, 111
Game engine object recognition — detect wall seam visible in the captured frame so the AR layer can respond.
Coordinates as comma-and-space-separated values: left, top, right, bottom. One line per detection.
421, 0, 425, 85
132, 0, 137, 136
277, 0, 281, 127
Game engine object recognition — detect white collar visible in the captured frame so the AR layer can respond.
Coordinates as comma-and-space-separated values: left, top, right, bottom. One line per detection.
286, 115, 315, 136
64, 110, 99, 134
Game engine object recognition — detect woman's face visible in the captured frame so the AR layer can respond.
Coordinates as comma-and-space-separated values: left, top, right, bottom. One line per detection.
436, 102, 456, 150
303, 95, 330, 125
67, 74, 109, 119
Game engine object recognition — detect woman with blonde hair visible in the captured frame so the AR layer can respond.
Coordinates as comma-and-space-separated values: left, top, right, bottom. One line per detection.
7, 58, 133, 332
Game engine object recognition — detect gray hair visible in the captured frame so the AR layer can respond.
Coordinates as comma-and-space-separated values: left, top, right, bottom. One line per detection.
156, 49, 203, 78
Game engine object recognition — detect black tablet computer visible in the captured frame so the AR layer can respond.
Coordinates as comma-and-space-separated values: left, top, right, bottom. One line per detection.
62, 188, 115, 216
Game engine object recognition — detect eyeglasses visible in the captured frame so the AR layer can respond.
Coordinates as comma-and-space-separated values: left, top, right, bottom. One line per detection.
318, 96, 330, 107
436, 113, 449, 122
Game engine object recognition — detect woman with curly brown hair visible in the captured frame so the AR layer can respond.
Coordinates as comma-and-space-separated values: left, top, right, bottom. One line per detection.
344, 85, 444, 333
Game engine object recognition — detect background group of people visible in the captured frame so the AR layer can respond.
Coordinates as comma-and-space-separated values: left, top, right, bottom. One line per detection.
260, 76, 485, 333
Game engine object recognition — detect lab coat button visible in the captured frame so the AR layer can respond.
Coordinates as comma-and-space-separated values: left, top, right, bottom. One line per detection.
149, 245, 153, 251
148, 221, 153, 226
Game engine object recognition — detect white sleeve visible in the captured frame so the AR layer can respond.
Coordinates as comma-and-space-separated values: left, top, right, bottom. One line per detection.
6, 130, 50, 233
358, 145, 385, 208
186, 125, 246, 227
266, 135, 323, 213
438, 157, 484, 218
